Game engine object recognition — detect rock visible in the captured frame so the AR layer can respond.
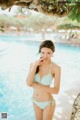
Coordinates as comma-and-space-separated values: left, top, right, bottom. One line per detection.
70, 93, 80, 120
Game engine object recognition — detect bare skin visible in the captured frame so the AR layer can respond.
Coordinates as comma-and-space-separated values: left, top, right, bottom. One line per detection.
26, 47, 61, 120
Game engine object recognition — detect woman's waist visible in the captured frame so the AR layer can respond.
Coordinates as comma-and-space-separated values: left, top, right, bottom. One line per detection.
33, 92, 53, 101
33, 89, 49, 97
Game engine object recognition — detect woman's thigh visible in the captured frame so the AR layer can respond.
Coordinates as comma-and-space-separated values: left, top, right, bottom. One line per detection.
33, 103, 43, 120
43, 101, 56, 120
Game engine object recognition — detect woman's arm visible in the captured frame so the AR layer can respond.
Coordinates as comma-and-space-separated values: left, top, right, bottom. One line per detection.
35, 65, 61, 94
26, 63, 37, 87
26, 57, 45, 87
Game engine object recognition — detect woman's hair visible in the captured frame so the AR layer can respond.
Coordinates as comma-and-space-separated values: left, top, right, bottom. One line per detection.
36, 40, 55, 74
39, 40, 55, 53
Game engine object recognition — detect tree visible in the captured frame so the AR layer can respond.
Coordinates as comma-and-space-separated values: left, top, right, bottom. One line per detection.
0, 0, 80, 22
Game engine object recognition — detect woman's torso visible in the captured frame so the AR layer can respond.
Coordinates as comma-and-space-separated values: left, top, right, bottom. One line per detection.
33, 63, 54, 101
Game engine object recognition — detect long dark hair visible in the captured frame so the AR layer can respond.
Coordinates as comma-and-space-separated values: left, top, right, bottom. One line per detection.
36, 40, 55, 74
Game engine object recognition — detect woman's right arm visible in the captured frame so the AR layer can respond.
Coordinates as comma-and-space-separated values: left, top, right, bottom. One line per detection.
26, 63, 38, 87
26, 56, 44, 87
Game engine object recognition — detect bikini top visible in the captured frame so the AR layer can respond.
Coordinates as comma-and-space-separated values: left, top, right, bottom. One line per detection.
34, 64, 53, 86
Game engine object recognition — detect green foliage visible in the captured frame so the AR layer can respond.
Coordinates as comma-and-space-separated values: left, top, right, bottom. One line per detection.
68, 3, 80, 22
0, 14, 23, 28
22, 14, 55, 30
0, 11, 80, 31
39, 0, 80, 22
0, 0, 80, 22
57, 23, 80, 29
0, 14, 55, 31
62, 0, 80, 22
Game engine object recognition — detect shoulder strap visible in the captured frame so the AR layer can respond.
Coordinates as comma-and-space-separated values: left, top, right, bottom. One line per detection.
49, 62, 52, 73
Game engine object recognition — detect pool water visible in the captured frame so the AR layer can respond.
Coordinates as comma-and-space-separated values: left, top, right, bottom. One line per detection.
0, 36, 80, 120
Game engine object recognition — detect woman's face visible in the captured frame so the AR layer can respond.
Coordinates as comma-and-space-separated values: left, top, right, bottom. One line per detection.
40, 47, 53, 62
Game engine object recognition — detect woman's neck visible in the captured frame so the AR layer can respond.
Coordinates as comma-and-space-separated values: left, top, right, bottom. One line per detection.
40, 60, 52, 67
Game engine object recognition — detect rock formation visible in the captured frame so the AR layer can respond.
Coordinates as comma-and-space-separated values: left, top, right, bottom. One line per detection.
70, 93, 80, 120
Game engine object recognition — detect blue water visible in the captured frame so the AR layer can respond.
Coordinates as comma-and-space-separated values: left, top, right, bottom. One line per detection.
0, 36, 80, 120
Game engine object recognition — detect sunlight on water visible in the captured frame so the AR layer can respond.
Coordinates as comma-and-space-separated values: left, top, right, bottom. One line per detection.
0, 37, 80, 120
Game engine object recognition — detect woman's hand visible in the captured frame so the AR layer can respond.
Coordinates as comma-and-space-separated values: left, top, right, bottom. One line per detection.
32, 82, 42, 89
34, 56, 44, 67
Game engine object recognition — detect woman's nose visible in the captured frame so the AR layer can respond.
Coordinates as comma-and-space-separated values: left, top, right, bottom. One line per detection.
44, 54, 47, 58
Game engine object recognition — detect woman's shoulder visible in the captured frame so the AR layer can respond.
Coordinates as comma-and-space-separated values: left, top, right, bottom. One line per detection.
51, 62, 61, 71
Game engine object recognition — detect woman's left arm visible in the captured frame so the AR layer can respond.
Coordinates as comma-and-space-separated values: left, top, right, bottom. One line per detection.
35, 65, 61, 94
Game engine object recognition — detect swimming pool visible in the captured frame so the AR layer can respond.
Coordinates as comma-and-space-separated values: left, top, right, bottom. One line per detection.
0, 35, 80, 120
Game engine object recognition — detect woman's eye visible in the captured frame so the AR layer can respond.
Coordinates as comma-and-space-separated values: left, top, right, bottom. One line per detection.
41, 52, 44, 54
48, 52, 50, 54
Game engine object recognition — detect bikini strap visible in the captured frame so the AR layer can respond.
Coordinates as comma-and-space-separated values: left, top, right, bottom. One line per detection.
49, 62, 52, 73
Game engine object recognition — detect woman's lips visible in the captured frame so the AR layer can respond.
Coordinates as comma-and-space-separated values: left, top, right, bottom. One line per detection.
41, 60, 43, 62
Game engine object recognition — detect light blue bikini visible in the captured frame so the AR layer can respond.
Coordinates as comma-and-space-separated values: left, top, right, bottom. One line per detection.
34, 72, 53, 86
33, 64, 55, 109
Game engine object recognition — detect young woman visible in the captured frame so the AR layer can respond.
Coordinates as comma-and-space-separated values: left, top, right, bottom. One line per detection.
26, 40, 61, 120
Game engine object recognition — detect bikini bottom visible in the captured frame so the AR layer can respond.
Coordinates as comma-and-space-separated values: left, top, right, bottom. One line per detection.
32, 97, 55, 110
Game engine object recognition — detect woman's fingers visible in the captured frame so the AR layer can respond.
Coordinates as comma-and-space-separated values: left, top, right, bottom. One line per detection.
39, 56, 44, 62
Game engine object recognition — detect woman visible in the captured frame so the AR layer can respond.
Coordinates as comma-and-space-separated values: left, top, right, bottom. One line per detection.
26, 40, 61, 120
